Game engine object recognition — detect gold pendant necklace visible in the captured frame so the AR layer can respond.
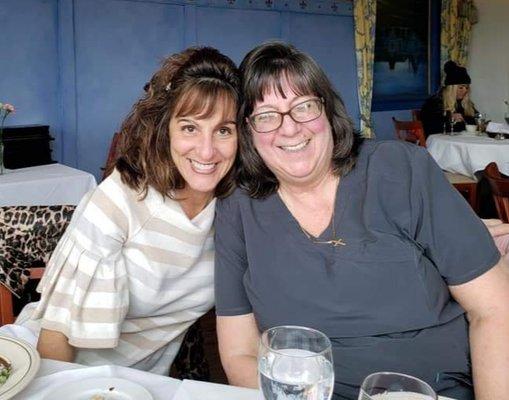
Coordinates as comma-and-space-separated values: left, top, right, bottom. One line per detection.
279, 182, 346, 247
297, 208, 346, 247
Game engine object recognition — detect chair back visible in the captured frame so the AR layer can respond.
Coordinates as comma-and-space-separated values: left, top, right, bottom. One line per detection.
411, 109, 422, 121
0, 267, 45, 326
484, 162, 509, 223
102, 132, 122, 180
392, 117, 426, 147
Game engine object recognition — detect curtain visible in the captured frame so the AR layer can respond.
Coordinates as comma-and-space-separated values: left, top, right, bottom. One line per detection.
353, 0, 377, 139
441, 0, 478, 71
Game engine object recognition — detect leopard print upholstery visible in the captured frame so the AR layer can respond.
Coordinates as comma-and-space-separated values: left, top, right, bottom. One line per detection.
0, 205, 75, 297
170, 319, 210, 381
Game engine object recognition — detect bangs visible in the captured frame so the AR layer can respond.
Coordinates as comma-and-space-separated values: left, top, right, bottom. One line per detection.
173, 82, 237, 120
250, 62, 317, 105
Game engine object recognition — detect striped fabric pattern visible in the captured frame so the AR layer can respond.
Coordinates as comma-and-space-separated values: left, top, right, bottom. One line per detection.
22, 169, 216, 374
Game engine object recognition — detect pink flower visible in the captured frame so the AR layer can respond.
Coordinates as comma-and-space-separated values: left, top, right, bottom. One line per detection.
1, 103, 15, 114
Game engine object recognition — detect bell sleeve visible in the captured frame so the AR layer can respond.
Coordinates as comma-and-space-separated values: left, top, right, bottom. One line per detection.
32, 179, 130, 349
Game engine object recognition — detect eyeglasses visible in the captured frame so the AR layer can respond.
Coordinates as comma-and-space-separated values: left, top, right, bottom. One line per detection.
249, 98, 324, 133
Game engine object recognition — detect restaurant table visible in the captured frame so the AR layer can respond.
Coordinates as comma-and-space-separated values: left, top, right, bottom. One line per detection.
0, 325, 457, 400
0, 163, 97, 206
426, 132, 509, 179
0, 325, 262, 400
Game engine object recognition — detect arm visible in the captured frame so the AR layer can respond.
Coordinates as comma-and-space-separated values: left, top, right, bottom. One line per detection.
217, 313, 260, 388
449, 257, 509, 400
482, 219, 509, 255
37, 328, 75, 362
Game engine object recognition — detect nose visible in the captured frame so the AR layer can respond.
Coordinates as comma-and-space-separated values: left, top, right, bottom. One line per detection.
196, 133, 215, 160
278, 113, 301, 137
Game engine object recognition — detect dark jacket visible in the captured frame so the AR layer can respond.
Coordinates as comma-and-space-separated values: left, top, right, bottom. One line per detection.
420, 90, 476, 137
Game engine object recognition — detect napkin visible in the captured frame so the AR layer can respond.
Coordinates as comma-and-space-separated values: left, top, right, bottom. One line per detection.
486, 122, 509, 134
12, 364, 181, 400
172, 379, 263, 400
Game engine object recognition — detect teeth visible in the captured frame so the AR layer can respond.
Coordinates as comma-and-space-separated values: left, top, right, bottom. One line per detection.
280, 139, 310, 152
190, 160, 216, 172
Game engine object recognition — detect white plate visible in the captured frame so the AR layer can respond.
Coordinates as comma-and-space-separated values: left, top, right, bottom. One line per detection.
0, 335, 41, 400
43, 377, 153, 400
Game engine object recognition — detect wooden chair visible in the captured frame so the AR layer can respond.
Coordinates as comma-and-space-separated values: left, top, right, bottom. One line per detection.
0, 267, 44, 326
102, 132, 122, 180
392, 117, 478, 211
411, 109, 422, 121
392, 117, 427, 147
484, 162, 509, 222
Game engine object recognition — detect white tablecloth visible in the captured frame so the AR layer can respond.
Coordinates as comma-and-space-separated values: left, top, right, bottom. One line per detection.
0, 325, 262, 400
426, 132, 509, 179
0, 163, 97, 206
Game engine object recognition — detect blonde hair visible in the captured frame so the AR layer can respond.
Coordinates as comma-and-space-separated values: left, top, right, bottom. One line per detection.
442, 85, 475, 116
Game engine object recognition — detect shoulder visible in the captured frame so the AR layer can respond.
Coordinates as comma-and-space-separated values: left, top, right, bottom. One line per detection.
421, 93, 442, 110
360, 139, 427, 166
217, 187, 253, 212
353, 140, 432, 183
85, 169, 157, 229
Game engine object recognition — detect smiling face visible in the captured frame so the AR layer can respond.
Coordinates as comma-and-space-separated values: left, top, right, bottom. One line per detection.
249, 78, 334, 188
169, 96, 237, 200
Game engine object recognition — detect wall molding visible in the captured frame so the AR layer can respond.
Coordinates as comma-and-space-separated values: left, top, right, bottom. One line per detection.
101, 0, 353, 16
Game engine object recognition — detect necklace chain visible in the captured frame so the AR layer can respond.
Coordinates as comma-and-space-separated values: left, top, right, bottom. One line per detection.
278, 183, 346, 248
297, 207, 346, 247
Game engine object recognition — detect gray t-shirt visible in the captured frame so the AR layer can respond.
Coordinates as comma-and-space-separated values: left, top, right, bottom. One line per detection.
215, 140, 500, 399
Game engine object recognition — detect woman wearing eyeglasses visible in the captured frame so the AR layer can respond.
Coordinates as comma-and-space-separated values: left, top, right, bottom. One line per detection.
213, 42, 509, 400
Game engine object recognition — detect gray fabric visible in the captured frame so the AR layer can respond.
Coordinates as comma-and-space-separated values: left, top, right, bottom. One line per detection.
214, 140, 500, 399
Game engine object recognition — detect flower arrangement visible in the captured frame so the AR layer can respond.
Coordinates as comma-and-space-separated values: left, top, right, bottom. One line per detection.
0, 102, 15, 175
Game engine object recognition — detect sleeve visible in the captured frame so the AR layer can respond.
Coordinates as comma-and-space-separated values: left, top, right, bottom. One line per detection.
214, 194, 253, 316
32, 176, 130, 348
420, 95, 446, 136
409, 147, 500, 285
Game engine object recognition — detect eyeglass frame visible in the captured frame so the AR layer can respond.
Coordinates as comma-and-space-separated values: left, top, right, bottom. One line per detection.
248, 97, 325, 133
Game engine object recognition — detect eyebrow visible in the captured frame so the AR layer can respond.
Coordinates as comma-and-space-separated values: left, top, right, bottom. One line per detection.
253, 96, 315, 113
176, 117, 236, 126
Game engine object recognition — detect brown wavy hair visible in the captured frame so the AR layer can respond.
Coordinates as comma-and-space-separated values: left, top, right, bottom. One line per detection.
105, 47, 240, 199
237, 41, 363, 198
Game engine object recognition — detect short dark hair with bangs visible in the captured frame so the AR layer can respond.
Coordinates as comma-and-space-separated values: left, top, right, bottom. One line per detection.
105, 47, 240, 199
238, 41, 363, 198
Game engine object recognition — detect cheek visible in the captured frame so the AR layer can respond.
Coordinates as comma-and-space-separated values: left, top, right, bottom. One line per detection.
252, 133, 273, 154
171, 138, 192, 156
306, 116, 332, 139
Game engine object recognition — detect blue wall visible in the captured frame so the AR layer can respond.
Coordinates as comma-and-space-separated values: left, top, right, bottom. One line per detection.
1, 0, 402, 179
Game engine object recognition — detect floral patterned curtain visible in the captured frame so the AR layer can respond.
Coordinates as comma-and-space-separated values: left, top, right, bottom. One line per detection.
441, 0, 478, 71
353, 0, 377, 139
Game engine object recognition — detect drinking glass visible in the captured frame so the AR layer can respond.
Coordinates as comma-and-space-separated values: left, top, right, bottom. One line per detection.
358, 372, 437, 400
259, 326, 334, 400
449, 114, 457, 135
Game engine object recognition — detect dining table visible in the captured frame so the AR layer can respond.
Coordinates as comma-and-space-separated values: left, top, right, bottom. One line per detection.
426, 132, 509, 179
0, 163, 97, 206
0, 325, 262, 400
0, 323, 460, 400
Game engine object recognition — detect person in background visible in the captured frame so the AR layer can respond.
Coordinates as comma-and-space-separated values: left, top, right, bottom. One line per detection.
214, 42, 509, 400
420, 60, 477, 136
11, 46, 240, 375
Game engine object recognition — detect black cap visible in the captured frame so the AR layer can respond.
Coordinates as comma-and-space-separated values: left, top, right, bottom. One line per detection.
444, 60, 471, 85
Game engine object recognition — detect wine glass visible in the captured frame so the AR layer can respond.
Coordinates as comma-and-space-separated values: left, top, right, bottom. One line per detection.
258, 326, 334, 400
358, 372, 437, 400
449, 113, 457, 135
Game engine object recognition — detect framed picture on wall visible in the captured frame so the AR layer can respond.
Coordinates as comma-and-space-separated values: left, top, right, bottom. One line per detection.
371, 0, 441, 111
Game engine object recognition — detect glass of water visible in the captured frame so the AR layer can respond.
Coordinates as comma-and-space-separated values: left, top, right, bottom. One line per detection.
358, 372, 437, 400
258, 325, 334, 400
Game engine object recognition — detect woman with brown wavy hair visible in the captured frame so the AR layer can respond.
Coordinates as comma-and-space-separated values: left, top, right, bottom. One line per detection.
13, 47, 240, 374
